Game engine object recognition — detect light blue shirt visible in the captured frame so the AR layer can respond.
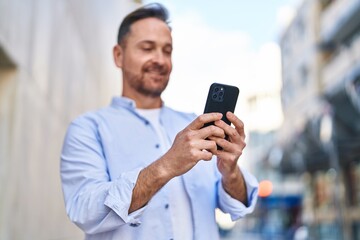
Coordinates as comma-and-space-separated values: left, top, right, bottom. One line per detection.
61, 97, 258, 240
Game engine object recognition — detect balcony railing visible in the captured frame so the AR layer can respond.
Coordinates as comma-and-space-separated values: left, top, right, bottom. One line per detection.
322, 34, 360, 91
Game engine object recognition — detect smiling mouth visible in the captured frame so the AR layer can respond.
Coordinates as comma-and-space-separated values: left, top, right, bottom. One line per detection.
148, 74, 167, 83
144, 63, 168, 74
146, 68, 167, 74
145, 70, 168, 79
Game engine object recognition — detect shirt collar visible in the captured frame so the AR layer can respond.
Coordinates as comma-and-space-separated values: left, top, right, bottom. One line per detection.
110, 96, 166, 111
111, 96, 137, 110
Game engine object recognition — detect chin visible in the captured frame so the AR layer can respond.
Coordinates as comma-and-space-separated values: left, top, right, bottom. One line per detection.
150, 77, 169, 88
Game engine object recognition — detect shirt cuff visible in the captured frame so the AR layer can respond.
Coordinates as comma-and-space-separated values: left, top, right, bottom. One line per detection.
104, 167, 146, 225
218, 167, 259, 221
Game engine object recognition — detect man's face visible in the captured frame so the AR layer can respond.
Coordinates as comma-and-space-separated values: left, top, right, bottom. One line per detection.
118, 17, 173, 98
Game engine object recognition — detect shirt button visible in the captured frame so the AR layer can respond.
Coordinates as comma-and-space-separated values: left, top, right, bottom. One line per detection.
165, 204, 169, 209
155, 144, 160, 149
130, 222, 140, 227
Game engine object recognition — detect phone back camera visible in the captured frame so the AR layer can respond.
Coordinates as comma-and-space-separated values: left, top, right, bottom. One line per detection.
212, 86, 224, 102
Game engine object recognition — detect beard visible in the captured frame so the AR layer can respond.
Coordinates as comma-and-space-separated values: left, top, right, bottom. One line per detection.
124, 62, 171, 98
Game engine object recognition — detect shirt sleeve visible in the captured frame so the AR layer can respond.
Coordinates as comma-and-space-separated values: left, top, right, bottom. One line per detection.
60, 117, 147, 234
217, 167, 259, 221
104, 168, 146, 226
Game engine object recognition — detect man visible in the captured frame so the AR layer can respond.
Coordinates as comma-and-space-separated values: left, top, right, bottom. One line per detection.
61, 3, 258, 240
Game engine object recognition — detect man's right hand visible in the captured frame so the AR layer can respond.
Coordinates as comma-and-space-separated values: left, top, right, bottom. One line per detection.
161, 112, 225, 177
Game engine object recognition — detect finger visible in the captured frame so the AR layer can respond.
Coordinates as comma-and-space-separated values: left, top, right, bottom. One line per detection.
226, 112, 245, 138
211, 137, 235, 152
198, 149, 214, 161
215, 143, 243, 165
181, 139, 215, 161
197, 125, 225, 140
211, 136, 245, 156
187, 113, 223, 130
214, 119, 241, 143
193, 139, 218, 154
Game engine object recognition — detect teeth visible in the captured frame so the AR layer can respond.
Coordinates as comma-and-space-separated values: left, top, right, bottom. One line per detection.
148, 71, 164, 75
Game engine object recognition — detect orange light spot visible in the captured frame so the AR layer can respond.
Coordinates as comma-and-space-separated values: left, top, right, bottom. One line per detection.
258, 180, 273, 197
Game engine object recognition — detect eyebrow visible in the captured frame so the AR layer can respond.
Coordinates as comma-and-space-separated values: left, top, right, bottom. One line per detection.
137, 40, 172, 47
138, 40, 155, 45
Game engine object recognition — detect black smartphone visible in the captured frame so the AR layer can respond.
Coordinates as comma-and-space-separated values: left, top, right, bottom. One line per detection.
203, 82, 239, 127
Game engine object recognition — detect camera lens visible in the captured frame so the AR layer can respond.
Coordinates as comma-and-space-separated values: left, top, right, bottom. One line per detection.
212, 94, 217, 99
219, 91, 224, 96
214, 87, 219, 92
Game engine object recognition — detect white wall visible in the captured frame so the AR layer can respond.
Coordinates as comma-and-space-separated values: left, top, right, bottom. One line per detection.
0, 0, 139, 239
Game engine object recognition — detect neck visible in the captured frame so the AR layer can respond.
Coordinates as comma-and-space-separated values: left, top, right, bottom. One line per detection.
122, 91, 162, 109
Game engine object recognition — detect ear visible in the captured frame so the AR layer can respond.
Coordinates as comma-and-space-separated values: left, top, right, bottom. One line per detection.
113, 44, 123, 68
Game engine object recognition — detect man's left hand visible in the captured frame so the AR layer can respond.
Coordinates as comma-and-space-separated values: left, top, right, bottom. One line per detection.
210, 111, 248, 205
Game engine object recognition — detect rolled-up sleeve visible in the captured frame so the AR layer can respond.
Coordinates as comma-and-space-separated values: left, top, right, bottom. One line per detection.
104, 168, 146, 225
61, 118, 146, 234
217, 167, 258, 221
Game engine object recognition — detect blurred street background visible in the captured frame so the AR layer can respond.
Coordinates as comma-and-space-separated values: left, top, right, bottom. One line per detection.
1, 0, 360, 239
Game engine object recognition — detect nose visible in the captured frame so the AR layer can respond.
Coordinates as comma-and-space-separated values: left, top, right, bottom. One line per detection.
153, 50, 166, 65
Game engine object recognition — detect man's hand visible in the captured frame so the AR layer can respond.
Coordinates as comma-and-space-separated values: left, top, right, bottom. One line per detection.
163, 112, 225, 177
210, 112, 248, 206
129, 112, 225, 213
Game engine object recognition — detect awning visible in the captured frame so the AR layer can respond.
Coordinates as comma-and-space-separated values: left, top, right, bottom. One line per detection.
276, 100, 332, 174
325, 63, 360, 165
268, 66, 360, 173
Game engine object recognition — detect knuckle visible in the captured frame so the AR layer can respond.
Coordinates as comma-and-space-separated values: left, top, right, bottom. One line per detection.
198, 115, 206, 123
209, 125, 217, 132
235, 149, 242, 157
188, 140, 196, 148
237, 148, 243, 156
205, 155, 212, 161
236, 143, 245, 154
189, 148, 198, 158
230, 129, 237, 138
184, 131, 194, 141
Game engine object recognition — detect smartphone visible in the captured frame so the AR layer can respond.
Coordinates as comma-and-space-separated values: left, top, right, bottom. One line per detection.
203, 82, 239, 127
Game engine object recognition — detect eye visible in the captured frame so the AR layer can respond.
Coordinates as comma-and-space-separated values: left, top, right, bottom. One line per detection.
163, 46, 173, 55
139, 43, 154, 52
142, 47, 152, 52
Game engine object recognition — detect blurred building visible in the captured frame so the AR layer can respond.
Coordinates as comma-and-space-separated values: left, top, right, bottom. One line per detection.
0, 0, 140, 239
258, 0, 360, 239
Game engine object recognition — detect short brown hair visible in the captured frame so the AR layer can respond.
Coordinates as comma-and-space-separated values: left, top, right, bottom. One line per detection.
117, 3, 170, 46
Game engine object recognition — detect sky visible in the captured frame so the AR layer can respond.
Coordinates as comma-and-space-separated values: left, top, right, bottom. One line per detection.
143, 0, 299, 132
